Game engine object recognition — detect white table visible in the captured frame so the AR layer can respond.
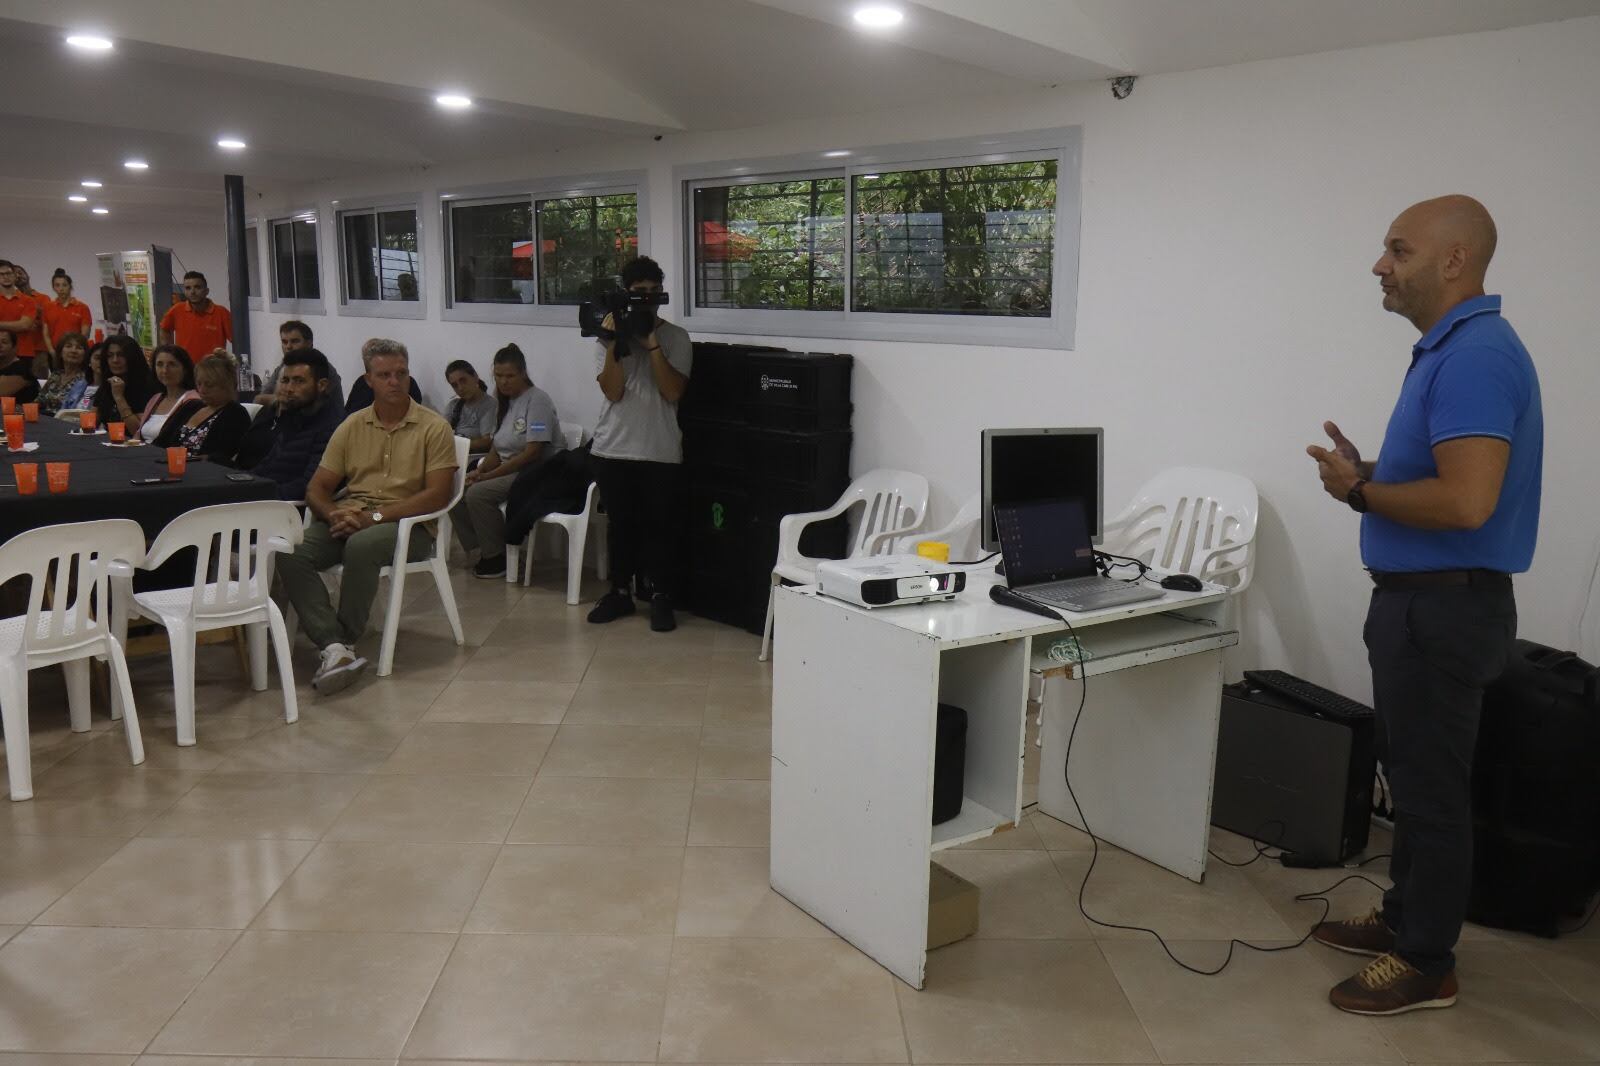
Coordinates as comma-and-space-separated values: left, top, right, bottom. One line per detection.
769, 568, 1238, 989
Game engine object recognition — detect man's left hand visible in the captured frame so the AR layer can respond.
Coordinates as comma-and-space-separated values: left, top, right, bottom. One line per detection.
1307, 444, 1361, 502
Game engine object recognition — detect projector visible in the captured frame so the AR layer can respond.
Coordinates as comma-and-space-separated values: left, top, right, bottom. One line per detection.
816, 554, 967, 608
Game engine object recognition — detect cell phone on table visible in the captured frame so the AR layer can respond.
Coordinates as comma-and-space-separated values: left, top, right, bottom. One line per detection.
131, 477, 179, 485
226, 473, 254, 482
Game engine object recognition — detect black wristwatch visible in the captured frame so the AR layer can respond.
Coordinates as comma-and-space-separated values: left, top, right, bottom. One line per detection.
1346, 478, 1370, 513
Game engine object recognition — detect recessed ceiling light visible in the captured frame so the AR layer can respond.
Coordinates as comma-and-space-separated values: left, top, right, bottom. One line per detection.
852, 5, 904, 28
123, 159, 148, 170
824, 150, 852, 157
81, 179, 102, 188
216, 137, 247, 150
435, 93, 473, 110
67, 194, 88, 202
92, 206, 110, 214
65, 33, 114, 51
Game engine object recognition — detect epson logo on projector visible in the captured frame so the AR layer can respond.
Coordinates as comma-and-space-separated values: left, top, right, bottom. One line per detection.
759, 374, 798, 391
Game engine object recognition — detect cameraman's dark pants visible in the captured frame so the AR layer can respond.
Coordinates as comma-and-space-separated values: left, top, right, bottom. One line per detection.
1366, 572, 1516, 976
593, 456, 682, 599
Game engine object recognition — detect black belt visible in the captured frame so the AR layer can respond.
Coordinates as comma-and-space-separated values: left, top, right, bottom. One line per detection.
1369, 569, 1510, 590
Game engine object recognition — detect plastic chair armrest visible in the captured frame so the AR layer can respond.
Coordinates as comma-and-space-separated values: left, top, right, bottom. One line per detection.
105, 560, 136, 579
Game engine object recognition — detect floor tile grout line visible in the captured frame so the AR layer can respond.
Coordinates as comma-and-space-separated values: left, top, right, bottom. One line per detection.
134, 924, 248, 1059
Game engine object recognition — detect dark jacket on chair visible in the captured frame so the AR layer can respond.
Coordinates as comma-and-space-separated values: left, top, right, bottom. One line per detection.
505, 441, 595, 546
238, 394, 345, 501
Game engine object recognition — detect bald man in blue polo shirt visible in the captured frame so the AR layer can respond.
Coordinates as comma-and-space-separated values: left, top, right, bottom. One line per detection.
1306, 195, 1543, 1016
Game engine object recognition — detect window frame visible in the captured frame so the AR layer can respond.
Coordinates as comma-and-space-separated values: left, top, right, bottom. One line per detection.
676, 129, 1081, 350
244, 219, 264, 311
267, 208, 326, 316
335, 196, 425, 321
439, 171, 648, 327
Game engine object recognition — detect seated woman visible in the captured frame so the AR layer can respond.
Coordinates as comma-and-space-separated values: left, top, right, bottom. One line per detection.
92, 334, 156, 429
444, 358, 498, 453
153, 350, 251, 462
36, 331, 92, 415
131, 344, 199, 442
0, 328, 39, 404
451, 343, 565, 579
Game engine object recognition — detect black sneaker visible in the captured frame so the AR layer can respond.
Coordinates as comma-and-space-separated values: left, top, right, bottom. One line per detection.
587, 589, 636, 624
473, 554, 507, 579
650, 593, 677, 632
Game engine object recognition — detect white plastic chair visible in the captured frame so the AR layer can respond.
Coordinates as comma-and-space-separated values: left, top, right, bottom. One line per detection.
890, 492, 982, 561
1100, 467, 1259, 592
53, 408, 90, 423
759, 469, 930, 661
509, 423, 609, 604
1, 519, 147, 800
119, 501, 304, 746
329, 434, 470, 676
241, 402, 263, 419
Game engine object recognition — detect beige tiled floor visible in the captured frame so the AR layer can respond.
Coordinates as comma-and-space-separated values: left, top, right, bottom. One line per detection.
2, 566, 1596, 1063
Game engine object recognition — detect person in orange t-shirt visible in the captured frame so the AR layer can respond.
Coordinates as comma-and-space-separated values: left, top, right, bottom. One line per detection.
159, 270, 233, 355
39, 268, 95, 367
0, 260, 41, 361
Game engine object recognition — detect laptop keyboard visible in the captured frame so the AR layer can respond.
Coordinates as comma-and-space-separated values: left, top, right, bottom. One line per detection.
1027, 575, 1161, 611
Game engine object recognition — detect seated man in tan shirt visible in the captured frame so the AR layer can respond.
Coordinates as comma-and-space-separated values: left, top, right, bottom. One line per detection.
279, 338, 458, 694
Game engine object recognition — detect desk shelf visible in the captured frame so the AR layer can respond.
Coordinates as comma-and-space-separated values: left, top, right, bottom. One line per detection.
1031, 612, 1238, 678
931, 798, 1014, 850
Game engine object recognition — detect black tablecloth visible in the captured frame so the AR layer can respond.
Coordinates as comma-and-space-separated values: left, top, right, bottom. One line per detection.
1, 416, 277, 543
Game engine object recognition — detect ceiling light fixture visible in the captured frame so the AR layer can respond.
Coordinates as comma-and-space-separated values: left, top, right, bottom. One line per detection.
852, 5, 904, 28
68, 194, 88, 202
216, 137, 247, 150
435, 93, 473, 110
123, 159, 149, 170
92, 206, 110, 214
824, 150, 852, 157
65, 33, 114, 51
81, 179, 102, 188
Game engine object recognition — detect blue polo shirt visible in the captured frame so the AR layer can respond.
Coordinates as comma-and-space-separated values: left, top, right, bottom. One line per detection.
1361, 295, 1542, 573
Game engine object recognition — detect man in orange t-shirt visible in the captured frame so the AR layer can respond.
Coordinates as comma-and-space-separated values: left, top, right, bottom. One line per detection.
159, 270, 233, 354
0, 260, 41, 360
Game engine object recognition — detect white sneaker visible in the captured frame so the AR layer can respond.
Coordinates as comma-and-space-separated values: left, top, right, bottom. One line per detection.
312, 642, 367, 695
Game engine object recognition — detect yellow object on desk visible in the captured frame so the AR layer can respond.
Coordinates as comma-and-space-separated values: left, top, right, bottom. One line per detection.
916, 541, 950, 563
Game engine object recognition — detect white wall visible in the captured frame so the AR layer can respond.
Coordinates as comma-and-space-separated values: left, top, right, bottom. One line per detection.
0, 215, 227, 327
247, 15, 1600, 697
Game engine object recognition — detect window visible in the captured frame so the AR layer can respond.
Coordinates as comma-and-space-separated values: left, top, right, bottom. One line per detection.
270, 215, 321, 303
244, 226, 261, 300
692, 177, 844, 311
442, 175, 645, 325
535, 193, 637, 305
852, 160, 1055, 317
679, 131, 1079, 348
339, 206, 420, 305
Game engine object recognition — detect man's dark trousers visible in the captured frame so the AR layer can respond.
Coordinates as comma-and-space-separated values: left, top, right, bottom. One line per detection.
1366, 573, 1517, 976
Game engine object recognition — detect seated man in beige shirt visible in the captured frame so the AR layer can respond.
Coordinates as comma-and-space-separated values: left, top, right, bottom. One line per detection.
278, 338, 458, 694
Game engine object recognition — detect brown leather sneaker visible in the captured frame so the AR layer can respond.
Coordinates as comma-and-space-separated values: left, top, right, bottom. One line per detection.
1329, 952, 1458, 1015
1312, 908, 1396, 957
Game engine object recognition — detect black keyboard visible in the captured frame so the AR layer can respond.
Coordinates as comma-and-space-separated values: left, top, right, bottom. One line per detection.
1243, 670, 1374, 720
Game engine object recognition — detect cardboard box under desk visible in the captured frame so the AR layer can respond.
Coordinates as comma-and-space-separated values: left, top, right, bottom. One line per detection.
928, 862, 980, 949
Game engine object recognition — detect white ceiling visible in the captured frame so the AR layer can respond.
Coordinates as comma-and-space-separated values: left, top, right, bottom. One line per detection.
0, 0, 1594, 226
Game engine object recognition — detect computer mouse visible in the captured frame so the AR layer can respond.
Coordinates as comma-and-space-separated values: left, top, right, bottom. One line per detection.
1159, 573, 1204, 592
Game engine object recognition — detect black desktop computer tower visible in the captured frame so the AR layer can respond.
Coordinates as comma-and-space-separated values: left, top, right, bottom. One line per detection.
1211, 677, 1375, 863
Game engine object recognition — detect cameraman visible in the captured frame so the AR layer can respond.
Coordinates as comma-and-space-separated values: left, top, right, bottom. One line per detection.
587, 255, 692, 632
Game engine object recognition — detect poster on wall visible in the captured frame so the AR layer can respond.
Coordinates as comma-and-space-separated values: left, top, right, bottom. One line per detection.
119, 249, 157, 349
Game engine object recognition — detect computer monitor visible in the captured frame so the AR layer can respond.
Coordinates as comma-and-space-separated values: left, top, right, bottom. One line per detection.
981, 427, 1104, 553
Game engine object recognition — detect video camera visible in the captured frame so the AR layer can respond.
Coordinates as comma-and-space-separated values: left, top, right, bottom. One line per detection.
578, 283, 670, 343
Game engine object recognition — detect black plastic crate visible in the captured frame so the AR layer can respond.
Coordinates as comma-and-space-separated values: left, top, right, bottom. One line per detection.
680, 342, 786, 424
742, 429, 852, 489
680, 420, 749, 484
737, 351, 853, 432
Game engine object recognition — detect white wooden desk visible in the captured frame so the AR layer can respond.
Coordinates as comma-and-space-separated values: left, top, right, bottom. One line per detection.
769, 569, 1238, 988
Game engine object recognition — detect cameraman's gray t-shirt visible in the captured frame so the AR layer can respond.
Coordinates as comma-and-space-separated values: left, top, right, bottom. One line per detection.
591, 319, 693, 464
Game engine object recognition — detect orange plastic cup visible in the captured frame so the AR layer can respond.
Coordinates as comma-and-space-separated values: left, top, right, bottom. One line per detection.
79, 410, 98, 433
166, 446, 188, 478
0, 397, 13, 415
107, 421, 127, 443
3, 413, 22, 450
14, 462, 38, 495
23, 402, 39, 422
46, 462, 70, 493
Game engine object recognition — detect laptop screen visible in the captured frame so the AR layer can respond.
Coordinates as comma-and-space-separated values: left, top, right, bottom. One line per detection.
995, 497, 1099, 587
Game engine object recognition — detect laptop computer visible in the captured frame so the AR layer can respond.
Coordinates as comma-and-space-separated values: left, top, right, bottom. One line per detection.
994, 497, 1164, 612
